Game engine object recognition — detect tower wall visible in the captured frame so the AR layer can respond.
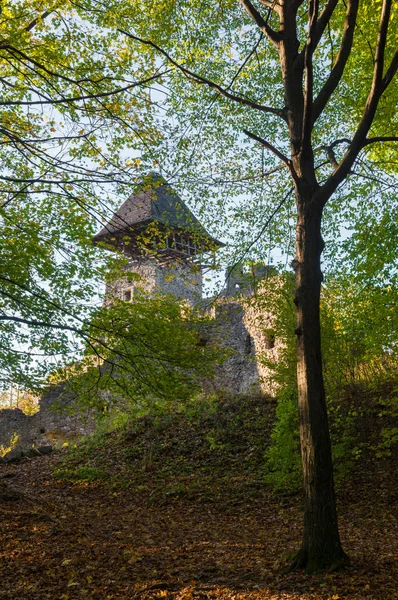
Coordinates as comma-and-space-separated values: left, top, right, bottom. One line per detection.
202, 296, 282, 397
105, 257, 202, 305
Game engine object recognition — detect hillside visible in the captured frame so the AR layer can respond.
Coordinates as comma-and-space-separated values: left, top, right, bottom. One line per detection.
0, 393, 397, 599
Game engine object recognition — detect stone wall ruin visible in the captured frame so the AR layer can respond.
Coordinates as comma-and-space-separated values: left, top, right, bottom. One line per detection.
0, 265, 283, 451
0, 383, 94, 453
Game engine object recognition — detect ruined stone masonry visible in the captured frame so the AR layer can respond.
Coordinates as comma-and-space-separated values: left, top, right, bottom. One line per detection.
95, 172, 282, 397
0, 173, 281, 452
0, 383, 94, 455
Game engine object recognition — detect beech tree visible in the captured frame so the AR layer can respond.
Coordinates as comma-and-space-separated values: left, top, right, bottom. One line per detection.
2, 0, 397, 572
89, 0, 398, 572
0, 0, 161, 387
0, 1, 219, 407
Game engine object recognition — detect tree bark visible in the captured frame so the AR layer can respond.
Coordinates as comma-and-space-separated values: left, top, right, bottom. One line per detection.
291, 189, 348, 573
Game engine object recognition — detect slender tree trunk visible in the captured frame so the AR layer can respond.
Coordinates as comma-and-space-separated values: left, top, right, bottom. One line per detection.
291, 190, 348, 573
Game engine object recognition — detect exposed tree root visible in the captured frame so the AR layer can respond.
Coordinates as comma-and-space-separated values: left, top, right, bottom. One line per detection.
283, 547, 350, 574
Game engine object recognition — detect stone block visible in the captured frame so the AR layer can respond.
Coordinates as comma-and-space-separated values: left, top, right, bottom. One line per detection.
3, 448, 23, 462
24, 447, 42, 458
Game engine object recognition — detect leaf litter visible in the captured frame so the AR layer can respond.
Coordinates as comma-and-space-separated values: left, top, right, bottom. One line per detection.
0, 397, 397, 599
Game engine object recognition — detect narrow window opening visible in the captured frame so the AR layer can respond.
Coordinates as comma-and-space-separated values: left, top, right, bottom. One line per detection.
123, 289, 132, 302
264, 331, 275, 349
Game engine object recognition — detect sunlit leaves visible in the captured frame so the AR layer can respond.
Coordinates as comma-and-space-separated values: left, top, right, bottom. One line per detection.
56, 294, 219, 408
0, 0, 160, 387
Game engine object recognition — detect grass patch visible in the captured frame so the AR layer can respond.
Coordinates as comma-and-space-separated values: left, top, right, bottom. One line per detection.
54, 465, 106, 483
54, 394, 276, 501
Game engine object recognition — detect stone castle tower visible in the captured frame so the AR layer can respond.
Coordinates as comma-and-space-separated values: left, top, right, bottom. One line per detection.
0, 179, 281, 455
92, 173, 281, 398
93, 173, 222, 305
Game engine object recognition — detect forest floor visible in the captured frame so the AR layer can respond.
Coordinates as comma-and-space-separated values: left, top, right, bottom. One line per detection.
0, 395, 397, 600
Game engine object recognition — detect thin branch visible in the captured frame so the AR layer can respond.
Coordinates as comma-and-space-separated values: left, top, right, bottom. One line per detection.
320, 145, 339, 169
0, 73, 167, 107
381, 49, 398, 91
259, 0, 281, 12
227, 33, 264, 90
321, 0, 395, 200
319, 136, 398, 156
1, 44, 101, 86
302, 0, 319, 146
119, 29, 286, 119
0, 315, 85, 336
233, 186, 294, 265
206, 185, 294, 308
239, 0, 283, 45
25, 10, 53, 32
243, 129, 296, 177
363, 136, 398, 147
372, 0, 393, 89
312, 0, 339, 49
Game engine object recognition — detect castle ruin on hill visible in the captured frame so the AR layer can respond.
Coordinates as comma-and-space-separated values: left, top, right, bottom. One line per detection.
93, 172, 282, 397
0, 174, 281, 452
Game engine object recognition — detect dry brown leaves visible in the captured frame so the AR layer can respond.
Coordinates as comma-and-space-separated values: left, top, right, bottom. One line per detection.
0, 451, 397, 600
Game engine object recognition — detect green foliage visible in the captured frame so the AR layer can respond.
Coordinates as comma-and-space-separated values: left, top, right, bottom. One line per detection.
96, 408, 133, 434
54, 392, 275, 497
0, 0, 158, 389
377, 427, 398, 459
321, 276, 398, 389
55, 465, 106, 483
329, 403, 363, 483
205, 430, 225, 452
373, 389, 398, 458
2, 1, 398, 524
264, 386, 301, 492
175, 392, 221, 426
56, 293, 221, 410
261, 273, 398, 490
80, 0, 398, 282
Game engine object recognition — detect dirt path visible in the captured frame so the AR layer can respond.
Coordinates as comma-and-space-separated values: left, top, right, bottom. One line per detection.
0, 453, 397, 600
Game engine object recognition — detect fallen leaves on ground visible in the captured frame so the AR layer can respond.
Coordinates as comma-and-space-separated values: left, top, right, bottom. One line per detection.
0, 397, 397, 599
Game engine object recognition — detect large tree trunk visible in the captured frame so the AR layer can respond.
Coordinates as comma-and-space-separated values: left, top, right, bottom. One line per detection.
291, 192, 348, 573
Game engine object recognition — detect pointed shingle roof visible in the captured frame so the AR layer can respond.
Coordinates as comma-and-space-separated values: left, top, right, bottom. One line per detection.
93, 173, 220, 248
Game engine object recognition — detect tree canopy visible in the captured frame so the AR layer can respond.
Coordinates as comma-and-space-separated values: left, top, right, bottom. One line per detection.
0, 0, 161, 387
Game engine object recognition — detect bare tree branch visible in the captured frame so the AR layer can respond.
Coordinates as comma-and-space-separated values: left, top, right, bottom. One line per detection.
312, 0, 359, 124
239, 0, 283, 45
119, 29, 286, 119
